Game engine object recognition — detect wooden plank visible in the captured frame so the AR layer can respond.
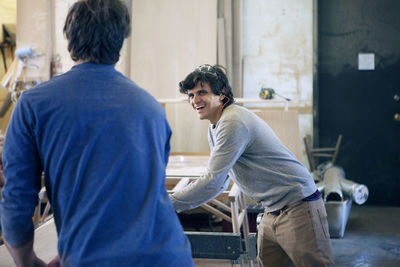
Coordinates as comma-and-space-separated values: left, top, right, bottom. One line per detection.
201, 203, 232, 223
131, 0, 217, 154
230, 200, 240, 233
228, 183, 240, 201
209, 199, 231, 213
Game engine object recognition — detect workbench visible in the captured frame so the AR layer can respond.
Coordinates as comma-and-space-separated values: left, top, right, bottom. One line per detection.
167, 154, 257, 265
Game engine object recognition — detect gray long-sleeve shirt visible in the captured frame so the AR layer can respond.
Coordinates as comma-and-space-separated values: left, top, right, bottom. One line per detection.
170, 104, 316, 213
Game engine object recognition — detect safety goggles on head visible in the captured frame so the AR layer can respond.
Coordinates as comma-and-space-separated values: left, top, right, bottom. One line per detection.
195, 64, 218, 77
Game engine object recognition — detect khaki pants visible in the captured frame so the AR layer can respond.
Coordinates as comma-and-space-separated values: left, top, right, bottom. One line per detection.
257, 198, 334, 267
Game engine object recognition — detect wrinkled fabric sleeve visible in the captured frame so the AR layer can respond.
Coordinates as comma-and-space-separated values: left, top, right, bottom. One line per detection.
170, 119, 249, 212
0, 95, 43, 247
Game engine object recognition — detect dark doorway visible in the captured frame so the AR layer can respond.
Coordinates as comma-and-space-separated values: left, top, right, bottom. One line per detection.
317, 0, 400, 206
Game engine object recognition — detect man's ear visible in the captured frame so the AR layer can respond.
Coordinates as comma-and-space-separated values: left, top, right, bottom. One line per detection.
220, 87, 227, 101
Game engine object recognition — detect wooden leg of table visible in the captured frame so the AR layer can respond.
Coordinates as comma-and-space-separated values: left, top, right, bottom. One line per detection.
41, 202, 51, 223
33, 201, 41, 228
239, 192, 250, 252
230, 199, 240, 233
239, 192, 254, 267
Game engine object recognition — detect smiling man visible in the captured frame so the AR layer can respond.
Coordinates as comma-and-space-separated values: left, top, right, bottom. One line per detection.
170, 64, 334, 267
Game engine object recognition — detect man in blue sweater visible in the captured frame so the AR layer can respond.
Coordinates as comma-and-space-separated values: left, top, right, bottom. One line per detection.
0, 0, 193, 266
170, 64, 333, 266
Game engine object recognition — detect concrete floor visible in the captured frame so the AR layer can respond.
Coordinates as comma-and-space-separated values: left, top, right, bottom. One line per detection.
331, 205, 400, 266
194, 205, 400, 266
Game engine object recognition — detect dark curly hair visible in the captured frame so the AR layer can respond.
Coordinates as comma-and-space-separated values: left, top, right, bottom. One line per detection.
63, 0, 131, 64
179, 64, 235, 108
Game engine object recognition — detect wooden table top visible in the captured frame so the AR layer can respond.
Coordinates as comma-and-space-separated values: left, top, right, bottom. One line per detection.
166, 154, 209, 177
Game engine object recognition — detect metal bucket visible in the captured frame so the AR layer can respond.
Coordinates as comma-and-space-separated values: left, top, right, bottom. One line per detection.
325, 198, 352, 238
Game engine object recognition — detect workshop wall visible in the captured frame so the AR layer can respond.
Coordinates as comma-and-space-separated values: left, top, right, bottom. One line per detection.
242, 0, 315, 149
18, 0, 317, 158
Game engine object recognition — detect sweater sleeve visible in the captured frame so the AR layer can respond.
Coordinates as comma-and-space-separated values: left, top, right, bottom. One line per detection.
170, 118, 249, 212
0, 95, 43, 247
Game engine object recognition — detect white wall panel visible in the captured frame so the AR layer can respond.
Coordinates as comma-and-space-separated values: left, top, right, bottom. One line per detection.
131, 0, 217, 153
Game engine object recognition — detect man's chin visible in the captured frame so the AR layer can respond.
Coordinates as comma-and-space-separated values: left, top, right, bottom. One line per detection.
196, 114, 205, 120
